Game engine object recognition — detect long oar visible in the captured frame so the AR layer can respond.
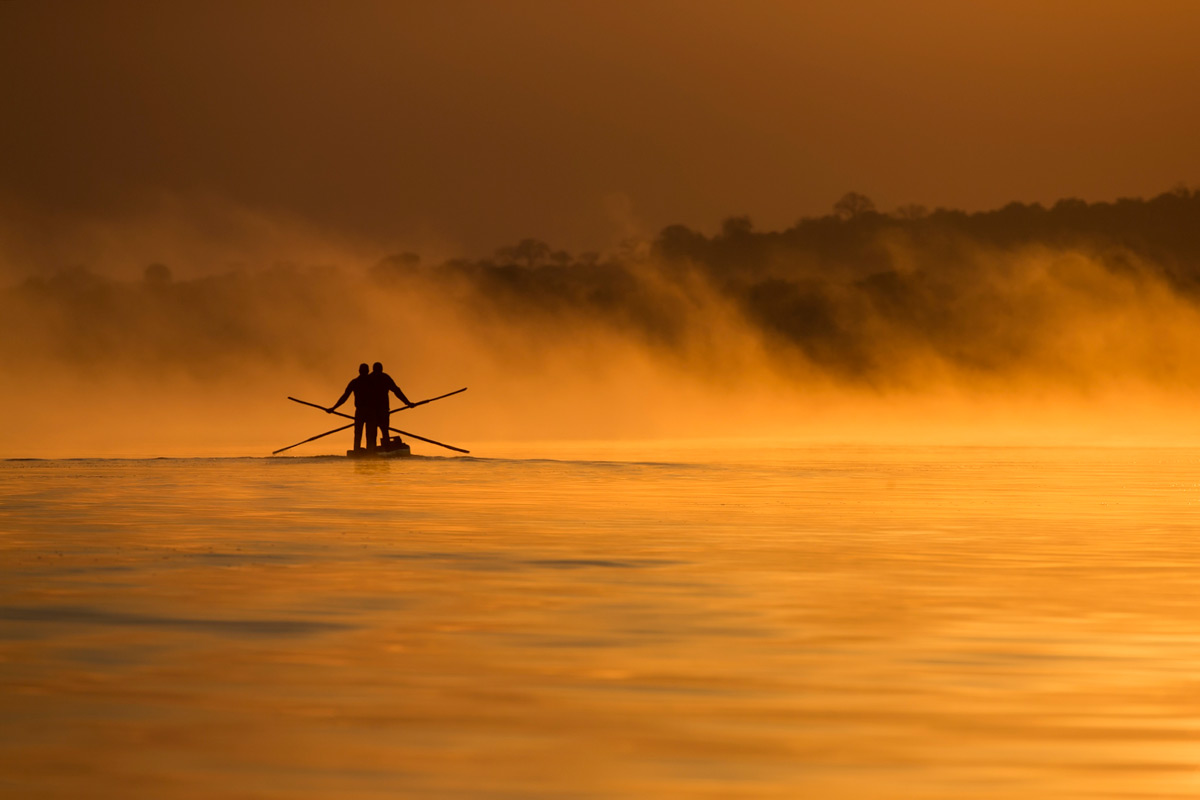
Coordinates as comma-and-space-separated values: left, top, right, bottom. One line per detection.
390, 387, 467, 412
380, 425, 470, 455
286, 387, 466, 417
272, 421, 354, 455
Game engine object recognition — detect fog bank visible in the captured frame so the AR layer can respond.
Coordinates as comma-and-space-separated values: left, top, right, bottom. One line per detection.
5, 190, 1200, 456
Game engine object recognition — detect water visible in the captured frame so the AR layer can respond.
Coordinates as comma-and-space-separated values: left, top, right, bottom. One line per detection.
3, 447, 1200, 798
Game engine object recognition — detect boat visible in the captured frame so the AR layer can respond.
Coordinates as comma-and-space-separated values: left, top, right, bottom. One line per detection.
346, 437, 412, 459
274, 388, 469, 458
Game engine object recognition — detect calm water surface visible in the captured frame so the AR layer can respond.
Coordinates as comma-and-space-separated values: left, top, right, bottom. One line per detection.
2, 447, 1200, 798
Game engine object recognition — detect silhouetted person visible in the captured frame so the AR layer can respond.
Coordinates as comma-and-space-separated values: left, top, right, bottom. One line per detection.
365, 361, 413, 450
327, 363, 374, 451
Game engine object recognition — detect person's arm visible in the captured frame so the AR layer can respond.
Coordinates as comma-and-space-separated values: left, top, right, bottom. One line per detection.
328, 382, 353, 412
388, 377, 414, 407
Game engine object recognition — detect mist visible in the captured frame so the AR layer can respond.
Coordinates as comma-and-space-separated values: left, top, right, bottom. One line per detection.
5, 188, 1200, 457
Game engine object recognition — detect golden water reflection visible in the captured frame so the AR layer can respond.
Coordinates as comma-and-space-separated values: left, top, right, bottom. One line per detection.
2, 447, 1200, 797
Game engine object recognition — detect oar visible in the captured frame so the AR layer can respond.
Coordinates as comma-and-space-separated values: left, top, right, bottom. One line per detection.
380, 426, 470, 455
272, 421, 354, 455
286, 386, 466, 417
390, 387, 467, 412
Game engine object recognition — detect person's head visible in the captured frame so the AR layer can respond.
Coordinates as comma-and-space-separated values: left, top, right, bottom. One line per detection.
372, 362, 383, 373
358, 363, 369, 376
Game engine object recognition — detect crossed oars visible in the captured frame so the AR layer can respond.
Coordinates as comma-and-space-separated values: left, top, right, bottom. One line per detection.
273, 388, 469, 455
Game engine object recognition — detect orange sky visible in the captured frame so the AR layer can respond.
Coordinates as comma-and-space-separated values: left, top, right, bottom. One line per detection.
2, 0, 1200, 263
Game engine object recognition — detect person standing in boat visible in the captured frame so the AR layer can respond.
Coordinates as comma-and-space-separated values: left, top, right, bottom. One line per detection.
365, 361, 414, 450
326, 363, 375, 452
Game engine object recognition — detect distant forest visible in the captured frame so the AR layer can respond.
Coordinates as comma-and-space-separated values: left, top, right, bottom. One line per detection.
8, 187, 1200, 385
369, 187, 1200, 381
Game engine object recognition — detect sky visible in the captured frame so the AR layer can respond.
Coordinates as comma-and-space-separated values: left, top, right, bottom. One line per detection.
3, 0, 1200, 268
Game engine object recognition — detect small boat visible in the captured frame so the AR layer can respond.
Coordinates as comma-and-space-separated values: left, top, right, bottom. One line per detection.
346, 437, 412, 459
274, 388, 469, 458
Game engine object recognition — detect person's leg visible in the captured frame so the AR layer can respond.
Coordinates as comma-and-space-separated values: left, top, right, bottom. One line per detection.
354, 417, 364, 451
366, 417, 379, 451
374, 409, 390, 449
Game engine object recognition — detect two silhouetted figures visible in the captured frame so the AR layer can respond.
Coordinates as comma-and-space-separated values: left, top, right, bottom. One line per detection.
328, 362, 414, 452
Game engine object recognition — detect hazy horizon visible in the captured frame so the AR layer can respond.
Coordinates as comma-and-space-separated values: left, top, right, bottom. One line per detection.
6, 188, 1200, 457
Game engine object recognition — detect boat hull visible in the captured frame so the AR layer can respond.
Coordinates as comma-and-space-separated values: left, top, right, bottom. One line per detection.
346, 441, 412, 459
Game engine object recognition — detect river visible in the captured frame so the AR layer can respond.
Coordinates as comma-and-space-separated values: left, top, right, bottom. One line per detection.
2, 446, 1199, 798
